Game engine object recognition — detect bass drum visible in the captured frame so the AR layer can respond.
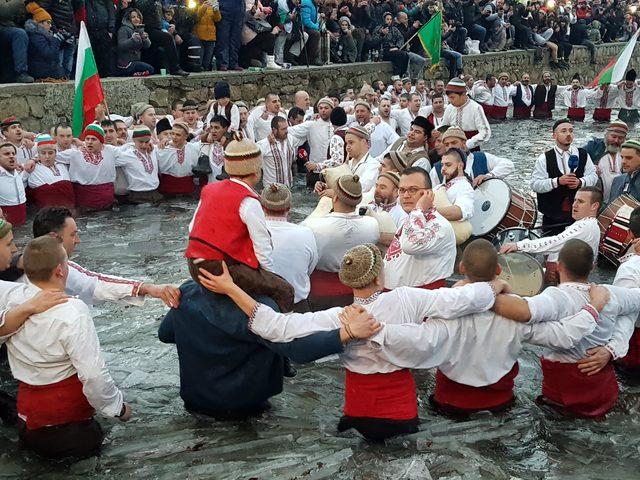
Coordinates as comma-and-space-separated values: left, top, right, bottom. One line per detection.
597, 194, 640, 266
491, 227, 540, 249
470, 178, 511, 237
497, 252, 544, 297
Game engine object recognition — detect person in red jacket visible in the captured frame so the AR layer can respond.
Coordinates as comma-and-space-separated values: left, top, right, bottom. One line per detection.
185, 133, 294, 312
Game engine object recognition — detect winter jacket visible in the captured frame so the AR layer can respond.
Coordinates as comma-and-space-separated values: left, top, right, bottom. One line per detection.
337, 31, 356, 63
25, 19, 62, 78
85, 0, 115, 33
0, 0, 27, 27
372, 23, 404, 52
193, 3, 221, 41
37, 0, 79, 34
300, 0, 319, 31
116, 9, 150, 67
133, 0, 162, 31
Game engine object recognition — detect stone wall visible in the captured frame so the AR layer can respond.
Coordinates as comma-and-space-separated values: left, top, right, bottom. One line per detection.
1, 43, 638, 132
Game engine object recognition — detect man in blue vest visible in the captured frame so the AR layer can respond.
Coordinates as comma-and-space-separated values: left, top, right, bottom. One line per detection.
430, 127, 514, 187
610, 139, 640, 204
531, 119, 598, 235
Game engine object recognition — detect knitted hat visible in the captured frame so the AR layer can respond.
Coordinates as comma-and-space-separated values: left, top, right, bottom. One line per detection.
82, 124, 105, 143
346, 125, 370, 141
132, 125, 152, 141
236, 101, 248, 110
0, 116, 20, 129
353, 100, 371, 111
607, 120, 629, 135
339, 243, 383, 288
572, 72, 581, 81
621, 139, 640, 152
390, 75, 401, 82
626, 69, 637, 82
445, 78, 467, 94
330, 106, 347, 127
387, 151, 408, 173
441, 126, 467, 141
181, 99, 198, 111
131, 102, 153, 120
26, 2, 52, 23
498, 72, 509, 80
0, 218, 13, 239
172, 119, 190, 134
317, 97, 333, 109
260, 183, 291, 212
214, 81, 231, 100
224, 132, 262, 176
156, 117, 172, 135
401, 77, 411, 84
359, 83, 375, 96
335, 174, 362, 206
35, 133, 56, 149
338, 15, 352, 28
380, 171, 400, 188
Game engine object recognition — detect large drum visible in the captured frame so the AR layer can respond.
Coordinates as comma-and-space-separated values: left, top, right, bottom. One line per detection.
492, 227, 540, 248
497, 252, 544, 297
470, 178, 537, 238
598, 194, 640, 266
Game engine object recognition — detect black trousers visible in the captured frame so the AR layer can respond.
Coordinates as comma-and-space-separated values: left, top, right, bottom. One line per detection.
337, 415, 419, 442
383, 49, 408, 76
240, 32, 276, 67
147, 29, 180, 72
88, 29, 112, 77
19, 418, 104, 460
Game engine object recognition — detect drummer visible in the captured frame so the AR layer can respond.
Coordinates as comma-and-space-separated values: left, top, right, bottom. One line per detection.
500, 187, 602, 285
530, 119, 598, 235
432, 148, 475, 223
610, 139, 640, 203
430, 127, 514, 187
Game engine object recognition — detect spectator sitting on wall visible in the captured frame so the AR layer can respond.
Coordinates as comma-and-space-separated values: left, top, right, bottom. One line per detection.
116, 8, 155, 76
25, 2, 65, 81
0, 0, 33, 83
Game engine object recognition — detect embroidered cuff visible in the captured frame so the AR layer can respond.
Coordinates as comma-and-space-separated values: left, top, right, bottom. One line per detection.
0, 309, 6, 328
132, 281, 143, 297
604, 344, 619, 360
582, 304, 600, 323
247, 303, 261, 331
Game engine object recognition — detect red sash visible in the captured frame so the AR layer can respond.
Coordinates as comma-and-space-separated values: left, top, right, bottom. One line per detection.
343, 369, 417, 420
1, 203, 26, 226
17, 374, 95, 430
592, 108, 612, 122
433, 363, 519, 412
617, 327, 640, 370
159, 173, 195, 195
29, 181, 75, 209
491, 106, 508, 119
533, 103, 552, 119
309, 270, 352, 297
567, 107, 586, 121
513, 105, 532, 119
73, 182, 115, 209
481, 103, 493, 118
383, 278, 446, 293
541, 357, 618, 418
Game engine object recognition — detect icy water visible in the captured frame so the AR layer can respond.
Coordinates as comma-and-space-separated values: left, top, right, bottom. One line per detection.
1, 116, 640, 479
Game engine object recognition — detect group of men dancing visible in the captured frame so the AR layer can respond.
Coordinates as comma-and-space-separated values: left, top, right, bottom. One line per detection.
1, 71, 640, 460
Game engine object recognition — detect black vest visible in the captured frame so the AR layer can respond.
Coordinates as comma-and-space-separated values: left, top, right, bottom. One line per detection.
533, 84, 557, 109
513, 84, 534, 107
537, 148, 587, 218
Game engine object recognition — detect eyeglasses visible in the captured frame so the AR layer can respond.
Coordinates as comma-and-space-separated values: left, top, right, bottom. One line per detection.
398, 187, 426, 195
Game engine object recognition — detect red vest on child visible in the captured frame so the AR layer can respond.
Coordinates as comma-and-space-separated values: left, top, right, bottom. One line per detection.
185, 179, 260, 268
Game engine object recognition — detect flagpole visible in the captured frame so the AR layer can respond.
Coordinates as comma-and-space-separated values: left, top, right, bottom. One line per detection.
400, 27, 424, 51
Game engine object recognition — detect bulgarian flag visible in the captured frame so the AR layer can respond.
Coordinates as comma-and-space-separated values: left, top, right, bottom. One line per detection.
72, 21, 104, 137
590, 30, 640, 87
417, 11, 442, 65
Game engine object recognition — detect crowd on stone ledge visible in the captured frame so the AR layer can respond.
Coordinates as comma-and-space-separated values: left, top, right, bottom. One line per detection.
0, 0, 638, 84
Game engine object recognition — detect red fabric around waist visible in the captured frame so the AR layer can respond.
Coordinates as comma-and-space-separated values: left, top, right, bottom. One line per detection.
17, 374, 95, 430
481, 103, 493, 117
309, 270, 352, 297
383, 279, 446, 293
513, 105, 532, 119
73, 182, 115, 209
567, 107, 586, 121
29, 181, 75, 209
343, 369, 417, 420
1, 203, 26, 226
159, 173, 195, 195
491, 106, 508, 119
592, 107, 612, 122
433, 363, 519, 412
533, 103, 552, 119
617, 327, 640, 369
541, 357, 618, 418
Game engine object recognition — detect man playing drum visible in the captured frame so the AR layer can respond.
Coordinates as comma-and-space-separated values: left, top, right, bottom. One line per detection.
430, 127, 514, 187
610, 139, 640, 203
531, 119, 598, 235
500, 187, 602, 285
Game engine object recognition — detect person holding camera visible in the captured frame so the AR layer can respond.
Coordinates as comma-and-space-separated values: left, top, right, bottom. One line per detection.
24, 3, 65, 80
373, 11, 407, 75
34, 0, 77, 78
194, 0, 221, 71
116, 8, 155, 76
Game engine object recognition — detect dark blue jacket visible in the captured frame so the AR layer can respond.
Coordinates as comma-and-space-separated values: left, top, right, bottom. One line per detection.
159, 280, 343, 416
582, 138, 607, 165
610, 171, 640, 205
25, 20, 63, 79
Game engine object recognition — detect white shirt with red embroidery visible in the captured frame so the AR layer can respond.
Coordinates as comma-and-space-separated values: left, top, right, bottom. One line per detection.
0, 166, 27, 206
492, 85, 511, 107
616, 83, 640, 109
383, 207, 456, 288
471, 81, 493, 105
56, 145, 118, 185
257, 137, 296, 187
592, 84, 619, 109
114, 145, 159, 192
442, 100, 491, 150
434, 176, 475, 220
597, 151, 623, 202
27, 162, 71, 188
157, 142, 200, 178
368, 201, 408, 228
508, 84, 535, 107
614, 253, 640, 328
559, 86, 598, 108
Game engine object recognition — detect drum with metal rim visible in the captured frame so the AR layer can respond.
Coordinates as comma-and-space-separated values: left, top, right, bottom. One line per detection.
491, 227, 540, 249
497, 252, 544, 297
597, 194, 640, 266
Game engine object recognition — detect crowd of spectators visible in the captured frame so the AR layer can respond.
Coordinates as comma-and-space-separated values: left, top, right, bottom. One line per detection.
0, 0, 637, 84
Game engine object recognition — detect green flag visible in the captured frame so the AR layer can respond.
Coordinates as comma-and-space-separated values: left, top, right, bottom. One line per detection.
417, 12, 442, 65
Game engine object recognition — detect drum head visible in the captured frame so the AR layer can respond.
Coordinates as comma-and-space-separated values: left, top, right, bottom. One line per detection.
470, 178, 511, 236
492, 228, 540, 249
498, 252, 544, 297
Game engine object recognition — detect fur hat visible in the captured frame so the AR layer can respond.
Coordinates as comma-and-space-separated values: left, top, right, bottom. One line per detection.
224, 132, 262, 176
214, 81, 231, 100
336, 174, 362, 207
260, 183, 291, 212
330, 107, 348, 127
339, 243, 383, 288
156, 117, 172, 135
